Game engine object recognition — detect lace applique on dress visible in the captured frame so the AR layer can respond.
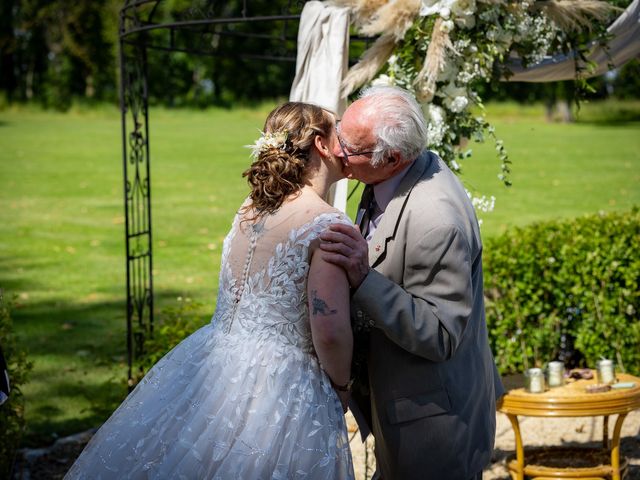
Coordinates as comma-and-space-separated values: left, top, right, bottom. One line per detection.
65, 209, 355, 480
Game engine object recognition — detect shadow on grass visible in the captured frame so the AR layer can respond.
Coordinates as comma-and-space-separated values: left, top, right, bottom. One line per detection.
25, 375, 127, 448
1, 280, 201, 447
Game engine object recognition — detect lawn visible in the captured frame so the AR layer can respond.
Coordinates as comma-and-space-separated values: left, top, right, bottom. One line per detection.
0, 101, 638, 446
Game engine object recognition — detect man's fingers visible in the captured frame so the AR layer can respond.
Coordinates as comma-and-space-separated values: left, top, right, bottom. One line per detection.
319, 231, 358, 250
325, 223, 362, 240
319, 236, 356, 254
320, 251, 350, 269
318, 242, 351, 255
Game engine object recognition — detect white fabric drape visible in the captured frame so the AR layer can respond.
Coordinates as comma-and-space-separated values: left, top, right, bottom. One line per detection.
290, 1, 351, 212
505, 0, 640, 82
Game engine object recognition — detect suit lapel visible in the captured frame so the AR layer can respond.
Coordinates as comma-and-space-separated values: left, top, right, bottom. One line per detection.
368, 152, 432, 267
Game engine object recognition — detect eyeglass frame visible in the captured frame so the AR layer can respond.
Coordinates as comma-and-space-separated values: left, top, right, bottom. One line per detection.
335, 124, 379, 159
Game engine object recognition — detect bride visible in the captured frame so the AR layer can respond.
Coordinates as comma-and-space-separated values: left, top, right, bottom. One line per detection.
65, 102, 355, 479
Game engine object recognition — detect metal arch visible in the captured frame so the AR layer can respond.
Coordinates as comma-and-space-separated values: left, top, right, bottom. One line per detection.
119, 0, 371, 385
120, 24, 153, 386
119, 0, 309, 386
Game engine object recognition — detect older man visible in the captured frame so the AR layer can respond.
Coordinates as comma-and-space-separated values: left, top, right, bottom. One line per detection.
320, 86, 503, 480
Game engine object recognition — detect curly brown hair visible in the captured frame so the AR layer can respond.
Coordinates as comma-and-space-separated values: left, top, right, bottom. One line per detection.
242, 102, 334, 217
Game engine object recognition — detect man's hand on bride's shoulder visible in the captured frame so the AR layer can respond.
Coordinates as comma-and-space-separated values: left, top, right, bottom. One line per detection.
319, 224, 369, 289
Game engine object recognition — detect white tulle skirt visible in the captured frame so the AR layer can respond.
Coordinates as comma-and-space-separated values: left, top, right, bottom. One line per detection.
65, 321, 354, 479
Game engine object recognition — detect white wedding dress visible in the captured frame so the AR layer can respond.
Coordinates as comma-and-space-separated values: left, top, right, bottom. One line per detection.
65, 203, 355, 479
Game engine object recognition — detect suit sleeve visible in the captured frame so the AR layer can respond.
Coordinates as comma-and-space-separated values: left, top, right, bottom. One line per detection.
352, 224, 473, 362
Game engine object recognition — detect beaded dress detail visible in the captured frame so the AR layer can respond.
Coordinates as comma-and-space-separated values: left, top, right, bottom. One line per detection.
65, 205, 355, 480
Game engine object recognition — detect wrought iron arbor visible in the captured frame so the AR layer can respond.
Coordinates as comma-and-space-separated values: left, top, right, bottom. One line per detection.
118, 0, 364, 383
118, 0, 309, 383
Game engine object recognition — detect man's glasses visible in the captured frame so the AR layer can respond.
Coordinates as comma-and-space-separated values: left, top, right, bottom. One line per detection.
335, 125, 378, 159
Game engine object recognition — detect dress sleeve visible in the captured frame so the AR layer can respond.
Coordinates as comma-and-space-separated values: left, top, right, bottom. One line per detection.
297, 211, 354, 247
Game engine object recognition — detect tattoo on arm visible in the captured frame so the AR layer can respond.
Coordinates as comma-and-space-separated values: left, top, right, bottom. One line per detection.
311, 290, 337, 316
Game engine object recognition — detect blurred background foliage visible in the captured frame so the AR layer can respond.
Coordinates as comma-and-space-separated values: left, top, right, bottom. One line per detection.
0, 0, 638, 111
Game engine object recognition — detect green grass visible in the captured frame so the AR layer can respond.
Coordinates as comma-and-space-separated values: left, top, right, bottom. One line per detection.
0, 100, 639, 446
459, 101, 640, 237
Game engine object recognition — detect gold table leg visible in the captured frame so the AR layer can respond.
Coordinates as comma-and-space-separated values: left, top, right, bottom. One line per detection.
507, 414, 524, 480
611, 413, 628, 480
603, 415, 609, 449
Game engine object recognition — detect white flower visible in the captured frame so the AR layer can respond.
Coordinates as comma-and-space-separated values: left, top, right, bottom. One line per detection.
423, 104, 448, 146
451, 0, 476, 19
437, 60, 457, 83
466, 191, 495, 213
245, 130, 288, 159
421, 0, 476, 22
440, 19, 455, 33
371, 74, 394, 87
424, 103, 445, 126
441, 83, 469, 113
450, 96, 468, 113
420, 0, 454, 17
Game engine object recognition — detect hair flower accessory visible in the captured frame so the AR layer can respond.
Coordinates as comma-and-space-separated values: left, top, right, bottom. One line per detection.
246, 130, 288, 159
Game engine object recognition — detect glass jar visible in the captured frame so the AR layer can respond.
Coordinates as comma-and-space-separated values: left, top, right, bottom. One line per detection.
547, 361, 565, 388
596, 359, 615, 385
525, 368, 545, 393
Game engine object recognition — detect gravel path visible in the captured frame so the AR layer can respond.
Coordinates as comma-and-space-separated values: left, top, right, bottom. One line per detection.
347, 410, 640, 479
348, 374, 640, 479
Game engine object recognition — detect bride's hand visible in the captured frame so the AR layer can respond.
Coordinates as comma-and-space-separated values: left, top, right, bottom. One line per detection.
319, 224, 369, 289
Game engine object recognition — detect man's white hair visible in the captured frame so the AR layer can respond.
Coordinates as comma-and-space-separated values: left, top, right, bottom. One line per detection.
359, 86, 428, 167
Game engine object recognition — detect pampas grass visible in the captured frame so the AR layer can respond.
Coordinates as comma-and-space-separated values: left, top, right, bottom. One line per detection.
414, 18, 454, 102
336, 0, 420, 96
341, 34, 396, 97
532, 0, 616, 32
359, 0, 421, 40
338, 0, 615, 99
330, 0, 390, 28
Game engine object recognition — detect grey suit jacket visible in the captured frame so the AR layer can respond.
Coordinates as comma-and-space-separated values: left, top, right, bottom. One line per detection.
351, 151, 504, 480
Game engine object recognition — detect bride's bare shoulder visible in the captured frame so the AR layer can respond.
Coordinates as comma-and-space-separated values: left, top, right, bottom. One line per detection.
293, 198, 344, 224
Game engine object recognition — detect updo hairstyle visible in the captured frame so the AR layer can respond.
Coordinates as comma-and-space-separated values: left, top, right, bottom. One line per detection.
243, 102, 334, 217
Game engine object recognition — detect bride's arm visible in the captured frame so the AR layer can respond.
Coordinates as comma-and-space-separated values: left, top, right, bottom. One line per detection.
307, 249, 353, 412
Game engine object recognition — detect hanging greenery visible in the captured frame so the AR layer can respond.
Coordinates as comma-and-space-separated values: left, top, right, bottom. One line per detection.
334, 0, 618, 185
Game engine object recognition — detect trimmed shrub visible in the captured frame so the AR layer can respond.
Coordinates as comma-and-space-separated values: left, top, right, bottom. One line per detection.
133, 297, 207, 382
0, 291, 33, 477
484, 209, 640, 375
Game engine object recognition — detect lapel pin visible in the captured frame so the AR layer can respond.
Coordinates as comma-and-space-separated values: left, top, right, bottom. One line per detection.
375, 245, 381, 252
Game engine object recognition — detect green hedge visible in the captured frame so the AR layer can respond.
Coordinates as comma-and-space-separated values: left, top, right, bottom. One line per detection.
133, 297, 207, 383
484, 209, 640, 375
0, 292, 33, 477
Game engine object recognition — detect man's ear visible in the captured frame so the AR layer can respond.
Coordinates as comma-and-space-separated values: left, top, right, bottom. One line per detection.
388, 151, 402, 167
386, 151, 407, 175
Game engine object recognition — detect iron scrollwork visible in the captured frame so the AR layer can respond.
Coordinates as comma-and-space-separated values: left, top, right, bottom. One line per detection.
120, 9, 154, 385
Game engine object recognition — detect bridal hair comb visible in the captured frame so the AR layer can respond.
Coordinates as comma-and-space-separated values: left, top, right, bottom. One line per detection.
246, 130, 289, 159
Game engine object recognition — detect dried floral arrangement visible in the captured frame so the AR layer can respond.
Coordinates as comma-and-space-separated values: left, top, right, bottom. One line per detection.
334, 0, 616, 193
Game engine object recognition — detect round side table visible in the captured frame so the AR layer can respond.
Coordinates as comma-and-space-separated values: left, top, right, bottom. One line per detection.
498, 371, 640, 480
